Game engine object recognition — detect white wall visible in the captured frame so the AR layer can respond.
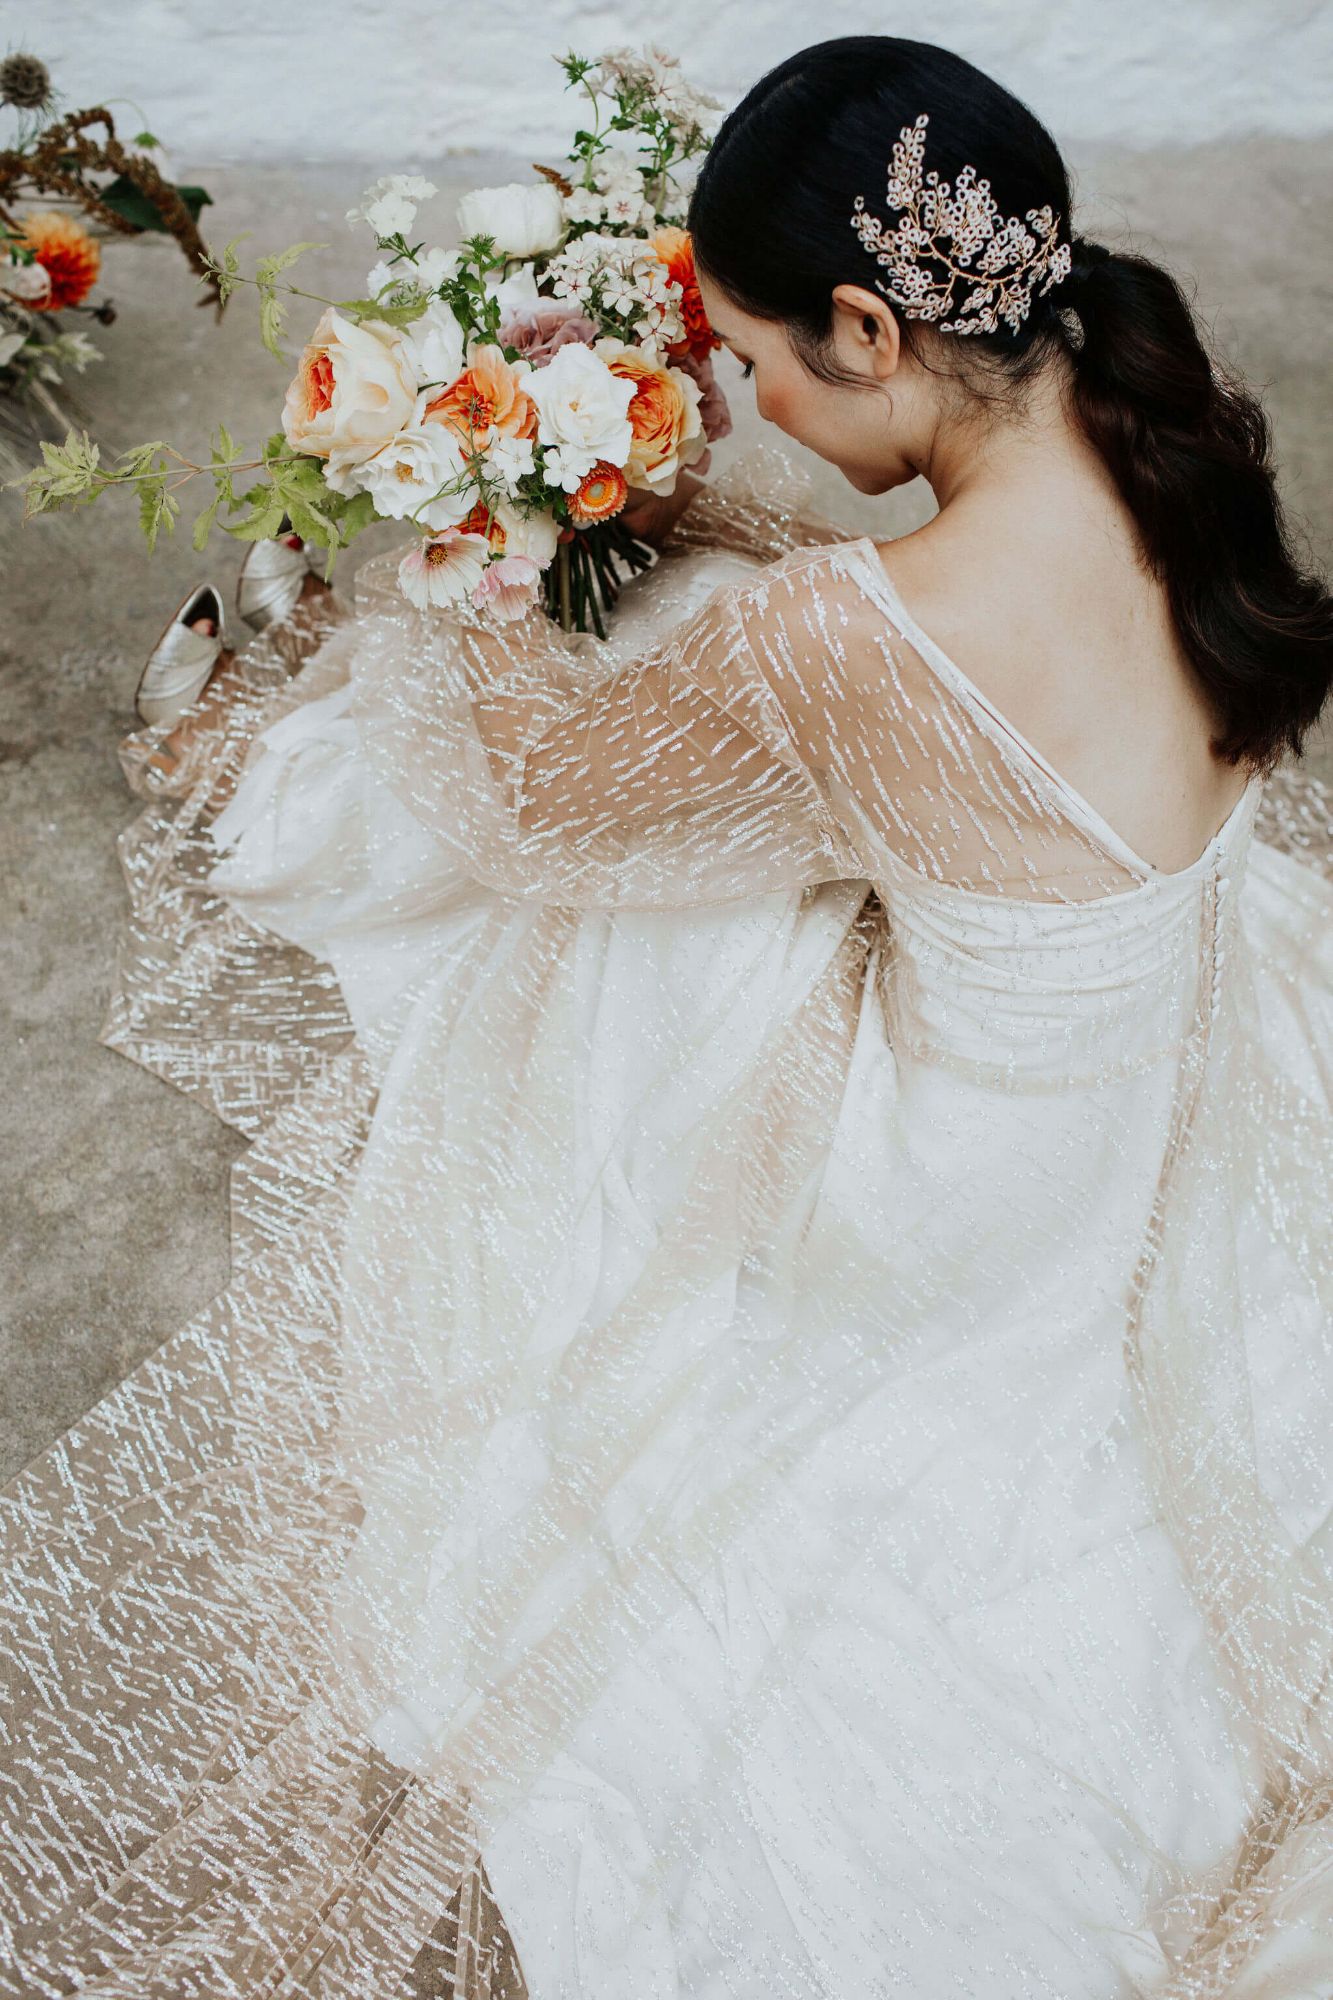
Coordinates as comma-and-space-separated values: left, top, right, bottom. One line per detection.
15, 0, 1333, 164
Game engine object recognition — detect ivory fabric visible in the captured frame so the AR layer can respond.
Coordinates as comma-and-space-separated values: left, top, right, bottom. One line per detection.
3, 446, 1332, 1998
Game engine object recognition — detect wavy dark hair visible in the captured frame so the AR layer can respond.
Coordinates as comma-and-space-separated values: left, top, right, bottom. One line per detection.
686, 36, 1333, 771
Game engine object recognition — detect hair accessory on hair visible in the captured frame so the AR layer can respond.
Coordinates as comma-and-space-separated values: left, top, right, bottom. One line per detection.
850, 112, 1072, 336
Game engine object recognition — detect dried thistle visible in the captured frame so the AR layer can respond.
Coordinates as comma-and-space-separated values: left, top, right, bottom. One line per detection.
0, 54, 53, 113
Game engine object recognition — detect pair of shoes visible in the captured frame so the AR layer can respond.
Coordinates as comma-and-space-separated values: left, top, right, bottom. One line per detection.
134, 583, 226, 729
235, 521, 325, 632
132, 524, 326, 730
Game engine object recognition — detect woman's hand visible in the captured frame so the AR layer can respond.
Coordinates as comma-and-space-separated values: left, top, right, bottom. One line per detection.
618, 468, 708, 548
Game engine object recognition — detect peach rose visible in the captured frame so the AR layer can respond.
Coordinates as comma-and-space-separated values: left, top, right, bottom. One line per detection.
590, 337, 706, 495
421, 343, 537, 452
282, 306, 419, 471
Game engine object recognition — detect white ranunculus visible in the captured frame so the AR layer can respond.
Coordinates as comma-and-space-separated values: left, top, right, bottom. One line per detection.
457, 181, 565, 259
526, 343, 634, 493
347, 173, 438, 240
353, 413, 478, 532
493, 500, 559, 567
398, 298, 467, 391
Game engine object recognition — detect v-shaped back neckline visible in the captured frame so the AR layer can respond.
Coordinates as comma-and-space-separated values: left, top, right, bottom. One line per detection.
843, 534, 1261, 885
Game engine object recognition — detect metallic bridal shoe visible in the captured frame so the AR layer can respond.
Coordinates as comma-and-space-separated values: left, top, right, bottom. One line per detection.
235, 521, 325, 631
134, 582, 226, 728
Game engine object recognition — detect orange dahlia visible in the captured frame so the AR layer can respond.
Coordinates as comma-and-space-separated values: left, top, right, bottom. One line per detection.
649, 226, 719, 362
16, 209, 101, 310
569, 461, 628, 526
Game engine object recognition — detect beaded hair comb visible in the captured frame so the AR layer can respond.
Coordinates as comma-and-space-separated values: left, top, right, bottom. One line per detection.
849, 112, 1072, 336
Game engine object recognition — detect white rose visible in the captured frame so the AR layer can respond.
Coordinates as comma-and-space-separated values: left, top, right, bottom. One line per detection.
282, 307, 419, 469
457, 181, 565, 260
526, 344, 634, 493
398, 298, 467, 391
493, 500, 559, 566
353, 411, 478, 531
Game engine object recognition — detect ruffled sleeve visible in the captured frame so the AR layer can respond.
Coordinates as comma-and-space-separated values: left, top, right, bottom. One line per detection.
345, 531, 869, 912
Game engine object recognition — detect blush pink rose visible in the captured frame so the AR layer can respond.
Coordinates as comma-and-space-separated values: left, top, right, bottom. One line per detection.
499, 302, 598, 368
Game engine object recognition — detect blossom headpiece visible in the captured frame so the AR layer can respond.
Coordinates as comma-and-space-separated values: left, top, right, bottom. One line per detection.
849, 112, 1072, 336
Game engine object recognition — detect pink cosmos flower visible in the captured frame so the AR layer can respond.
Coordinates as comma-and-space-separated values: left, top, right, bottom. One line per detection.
470, 553, 543, 622
396, 528, 492, 610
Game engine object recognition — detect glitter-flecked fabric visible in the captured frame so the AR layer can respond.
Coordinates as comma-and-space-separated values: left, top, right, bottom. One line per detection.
3, 443, 1333, 1997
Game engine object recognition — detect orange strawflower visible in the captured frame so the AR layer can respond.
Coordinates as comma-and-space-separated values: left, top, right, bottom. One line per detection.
569, 461, 628, 526
16, 209, 101, 310
422, 344, 537, 450
649, 226, 719, 362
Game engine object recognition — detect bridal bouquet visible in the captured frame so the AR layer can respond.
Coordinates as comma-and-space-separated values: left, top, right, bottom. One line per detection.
17, 46, 733, 634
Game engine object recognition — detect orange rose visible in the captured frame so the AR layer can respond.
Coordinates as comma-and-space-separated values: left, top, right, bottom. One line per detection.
422, 344, 537, 451
590, 338, 706, 495
649, 226, 720, 362
16, 209, 101, 310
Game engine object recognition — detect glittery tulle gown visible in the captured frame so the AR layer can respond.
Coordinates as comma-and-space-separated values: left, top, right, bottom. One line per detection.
4, 447, 1333, 1999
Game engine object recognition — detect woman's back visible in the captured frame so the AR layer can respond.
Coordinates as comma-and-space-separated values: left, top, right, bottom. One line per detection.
873, 428, 1256, 880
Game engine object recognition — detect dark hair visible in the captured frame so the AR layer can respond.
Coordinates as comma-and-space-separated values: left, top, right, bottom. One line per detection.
687, 36, 1333, 771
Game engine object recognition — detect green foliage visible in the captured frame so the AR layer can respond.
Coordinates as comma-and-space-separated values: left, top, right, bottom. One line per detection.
19, 430, 102, 514
438, 234, 507, 345
202, 234, 249, 308
97, 176, 213, 232
335, 293, 430, 326
254, 241, 327, 357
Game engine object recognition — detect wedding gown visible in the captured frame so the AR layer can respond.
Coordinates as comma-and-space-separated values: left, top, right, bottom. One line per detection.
3, 447, 1333, 2000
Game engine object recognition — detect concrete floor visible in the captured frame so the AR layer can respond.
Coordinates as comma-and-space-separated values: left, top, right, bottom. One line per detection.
2, 142, 1331, 1483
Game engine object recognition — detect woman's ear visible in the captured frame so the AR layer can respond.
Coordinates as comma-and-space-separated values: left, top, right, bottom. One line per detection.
831, 282, 902, 380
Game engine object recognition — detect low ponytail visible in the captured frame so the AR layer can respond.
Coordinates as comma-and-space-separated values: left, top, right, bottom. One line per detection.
1055, 237, 1333, 769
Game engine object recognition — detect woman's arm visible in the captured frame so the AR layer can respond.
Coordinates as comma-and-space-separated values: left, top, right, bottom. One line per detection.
350, 552, 863, 910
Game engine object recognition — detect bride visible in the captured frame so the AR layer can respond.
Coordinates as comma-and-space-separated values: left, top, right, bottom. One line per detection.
5, 34, 1333, 2000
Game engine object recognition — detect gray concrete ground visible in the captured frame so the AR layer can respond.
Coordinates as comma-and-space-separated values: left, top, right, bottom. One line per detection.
2, 143, 1331, 1483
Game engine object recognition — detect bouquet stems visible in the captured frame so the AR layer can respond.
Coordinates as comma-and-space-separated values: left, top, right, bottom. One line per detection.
557, 538, 572, 631
545, 517, 656, 637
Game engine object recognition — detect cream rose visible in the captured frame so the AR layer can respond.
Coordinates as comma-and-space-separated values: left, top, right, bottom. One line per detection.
353, 411, 479, 532
526, 343, 635, 493
457, 181, 565, 260
591, 336, 706, 494
282, 307, 419, 473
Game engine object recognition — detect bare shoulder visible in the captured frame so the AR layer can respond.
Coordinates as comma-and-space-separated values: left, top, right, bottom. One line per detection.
867, 521, 1042, 687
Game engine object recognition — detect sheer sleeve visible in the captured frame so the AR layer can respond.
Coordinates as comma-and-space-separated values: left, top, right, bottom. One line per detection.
344, 537, 868, 912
